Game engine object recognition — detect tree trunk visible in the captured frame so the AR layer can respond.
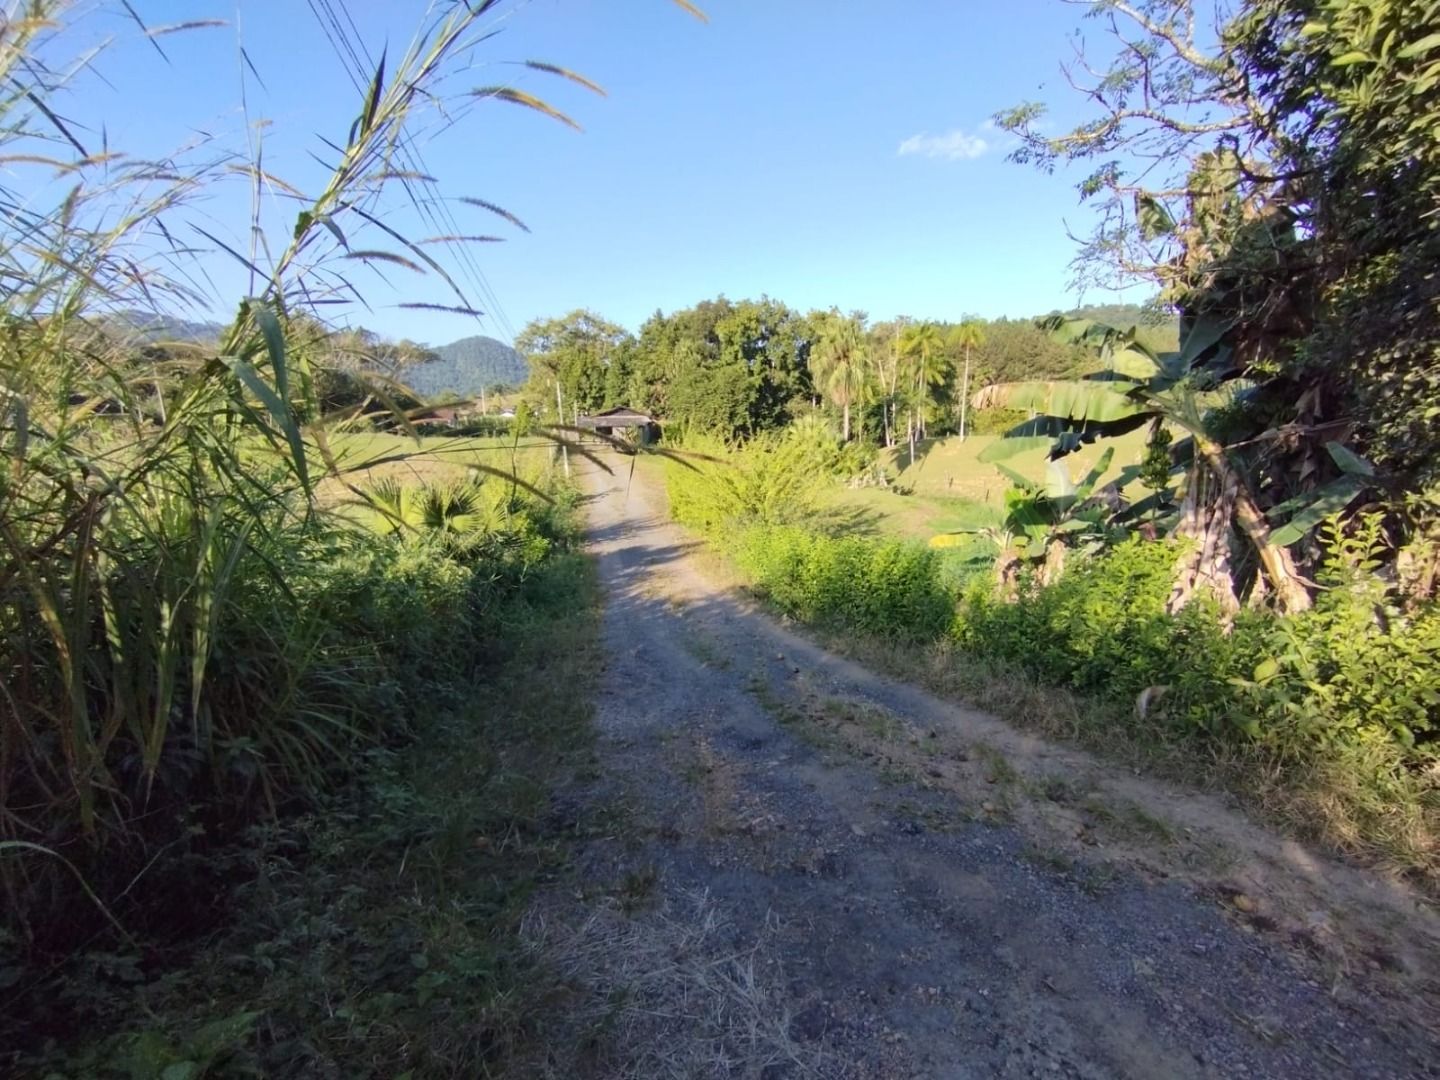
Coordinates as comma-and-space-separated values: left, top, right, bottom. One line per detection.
995, 548, 1021, 602
842, 401, 851, 442
1168, 460, 1241, 618
1194, 435, 1311, 614
1170, 437, 1312, 617
1038, 538, 1066, 587
959, 346, 971, 442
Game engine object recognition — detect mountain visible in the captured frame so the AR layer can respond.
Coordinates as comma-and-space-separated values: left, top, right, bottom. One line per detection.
110, 309, 226, 344
397, 334, 527, 399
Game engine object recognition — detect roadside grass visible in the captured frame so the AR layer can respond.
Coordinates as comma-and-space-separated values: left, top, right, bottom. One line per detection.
807, 630, 1438, 890
22, 552, 605, 1079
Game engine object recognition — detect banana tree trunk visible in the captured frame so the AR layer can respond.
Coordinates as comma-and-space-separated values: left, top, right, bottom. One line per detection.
1173, 436, 1312, 616
1196, 435, 1310, 614
1168, 460, 1240, 617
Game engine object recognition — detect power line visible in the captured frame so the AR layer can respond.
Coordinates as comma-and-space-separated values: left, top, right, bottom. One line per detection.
309, 0, 520, 343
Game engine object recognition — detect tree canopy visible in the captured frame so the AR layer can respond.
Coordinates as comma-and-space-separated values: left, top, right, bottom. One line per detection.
998, 0, 1440, 494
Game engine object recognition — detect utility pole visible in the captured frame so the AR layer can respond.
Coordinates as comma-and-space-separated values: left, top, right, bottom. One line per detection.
555, 379, 570, 479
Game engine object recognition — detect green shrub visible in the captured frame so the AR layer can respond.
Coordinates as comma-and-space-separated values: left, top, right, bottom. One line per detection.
736, 525, 952, 640
955, 537, 1227, 703
967, 406, 1031, 436
665, 434, 823, 537
954, 529, 1439, 765
1227, 518, 1439, 756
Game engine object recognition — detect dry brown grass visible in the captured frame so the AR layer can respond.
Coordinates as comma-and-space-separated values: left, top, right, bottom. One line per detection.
520, 890, 835, 1078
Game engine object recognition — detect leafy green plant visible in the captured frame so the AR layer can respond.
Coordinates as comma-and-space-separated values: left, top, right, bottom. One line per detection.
665, 433, 822, 537
945, 446, 1123, 572
735, 526, 953, 640
1228, 516, 1440, 754
0, 0, 618, 1039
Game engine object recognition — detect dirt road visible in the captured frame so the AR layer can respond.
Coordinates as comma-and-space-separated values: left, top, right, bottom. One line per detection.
528, 454, 1438, 1078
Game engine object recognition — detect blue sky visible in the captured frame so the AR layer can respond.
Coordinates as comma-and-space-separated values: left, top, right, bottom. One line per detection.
41, 0, 1133, 345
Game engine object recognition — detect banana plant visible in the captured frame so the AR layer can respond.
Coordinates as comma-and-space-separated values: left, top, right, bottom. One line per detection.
948, 447, 1124, 575
972, 315, 1377, 614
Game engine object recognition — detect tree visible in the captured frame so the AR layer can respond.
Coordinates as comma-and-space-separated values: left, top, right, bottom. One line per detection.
899, 321, 950, 442
994, 0, 1440, 608
965, 317, 1085, 386
515, 310, 630, 419
867, 317, 909, 447
979, 316, 1321, 614
713, 297, 815, 433
949, 319, 985, 441
812, 312, 870, 441
603, 337, 636, 408
625, 296, 814, 438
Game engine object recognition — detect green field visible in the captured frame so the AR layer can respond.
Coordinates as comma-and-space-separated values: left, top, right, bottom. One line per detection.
824, 429, 1151, 543
317, 432, 568, 502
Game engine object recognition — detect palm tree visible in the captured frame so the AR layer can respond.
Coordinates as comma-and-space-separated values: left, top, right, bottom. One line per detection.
950, 320, 985, 441
868, 319, 906, 447
813, 313, 870, 441
900, 321, 948, 441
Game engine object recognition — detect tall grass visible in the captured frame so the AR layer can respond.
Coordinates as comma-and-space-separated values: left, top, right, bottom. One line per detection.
0, 0, 610, 967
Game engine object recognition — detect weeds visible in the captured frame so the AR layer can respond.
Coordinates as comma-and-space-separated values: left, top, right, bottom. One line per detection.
1081, 798, 1177, 845
15, 549, 603, 1077
0, 0, 631, 1066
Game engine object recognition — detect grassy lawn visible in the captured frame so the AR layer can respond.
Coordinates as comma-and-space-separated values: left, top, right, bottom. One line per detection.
315, 431, 569, 505
823, 429, 1151, 543
816, 485, 999, 542
882, 428, 1151, 500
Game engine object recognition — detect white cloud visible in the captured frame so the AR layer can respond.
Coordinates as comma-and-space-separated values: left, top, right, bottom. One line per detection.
896, 125, 993, 161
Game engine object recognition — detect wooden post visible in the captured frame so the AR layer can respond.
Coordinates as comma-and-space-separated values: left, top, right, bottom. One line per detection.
555, 380, 570, 479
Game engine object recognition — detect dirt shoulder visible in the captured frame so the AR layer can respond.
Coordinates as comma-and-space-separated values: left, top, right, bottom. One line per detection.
523, 452, 1439, 1078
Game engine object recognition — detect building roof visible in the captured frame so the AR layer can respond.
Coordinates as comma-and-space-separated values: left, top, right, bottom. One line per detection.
577, 406, 657, 428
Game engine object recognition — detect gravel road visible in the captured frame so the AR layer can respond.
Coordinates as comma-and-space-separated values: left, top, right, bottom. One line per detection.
527, 453, 1439, 1079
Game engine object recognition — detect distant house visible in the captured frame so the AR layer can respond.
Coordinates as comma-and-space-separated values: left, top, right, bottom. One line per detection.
576, 406, 660, 445
412, 403, 471, 428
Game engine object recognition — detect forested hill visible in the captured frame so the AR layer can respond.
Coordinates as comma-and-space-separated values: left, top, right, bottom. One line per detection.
398, 334, 527, 398
1060, 302, 1179, 350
